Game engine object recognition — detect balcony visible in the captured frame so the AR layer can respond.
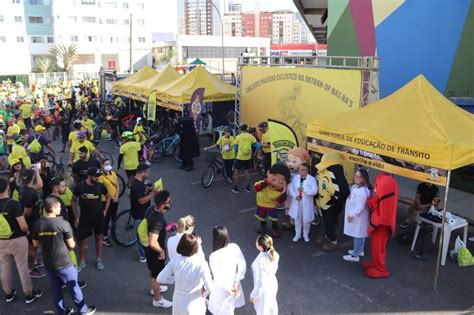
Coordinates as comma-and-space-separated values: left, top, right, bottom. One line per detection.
293, 0, 327, 44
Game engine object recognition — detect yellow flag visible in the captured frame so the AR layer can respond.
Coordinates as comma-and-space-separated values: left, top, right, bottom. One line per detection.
268, 119, 299, 165
154, 178, 163, 191
147, 91, 157, 122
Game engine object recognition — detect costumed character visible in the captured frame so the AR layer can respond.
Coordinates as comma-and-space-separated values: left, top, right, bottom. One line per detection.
177, 116, 200, 172
282, 147, 309, 230
254, 163, 291, 238
363, 173, 398, 278
315, 152, 350, 251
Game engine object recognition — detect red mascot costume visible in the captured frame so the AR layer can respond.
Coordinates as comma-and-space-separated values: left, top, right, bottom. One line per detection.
363, 173, 398, 278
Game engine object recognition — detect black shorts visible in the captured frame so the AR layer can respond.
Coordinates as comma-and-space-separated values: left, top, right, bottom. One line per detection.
233, 159, 253, 170
125, 169, 137, 178
145, 246, 166, 278
78, 214, 105, 240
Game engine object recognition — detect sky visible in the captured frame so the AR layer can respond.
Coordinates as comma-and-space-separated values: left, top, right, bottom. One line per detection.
149, 0, 297, 34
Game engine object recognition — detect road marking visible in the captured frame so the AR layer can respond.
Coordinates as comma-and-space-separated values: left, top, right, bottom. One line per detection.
238, 207, 256, 213
311, 241, 353, 258
190, 172, 260, 185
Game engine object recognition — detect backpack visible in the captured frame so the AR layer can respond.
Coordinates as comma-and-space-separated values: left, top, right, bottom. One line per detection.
138, 206, 154, 247
0, 200, 13, 239
29, 135, 42, 154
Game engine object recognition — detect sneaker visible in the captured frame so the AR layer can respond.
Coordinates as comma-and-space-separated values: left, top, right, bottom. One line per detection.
150, 285, 168, 295
303, 235, 310, 243
348, 250, 364, 257
399, 222, 409, 228
343, 255, 360, 262
139, 256, 147, 263
152, 297, 173, 308
77, 262, 86, 273
244, 186, 252, 193
80, 305, 97, 315
144, 160, 151, 166
5, 289, 16, 303
469, 237, 474, 242
96, 260, 104, 270
232, 187, 239, 194
25, 290, 43, 304
292, 235, 301, 242
34, 259, 44, 268
30, 268, 46, 279
102, 236, 112, 247
65, 307, 75, 315
79, 280, 87, 289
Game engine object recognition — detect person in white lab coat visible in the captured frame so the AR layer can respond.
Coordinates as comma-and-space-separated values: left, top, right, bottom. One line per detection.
250, 234, 279, 315
343, 168, 371, 262
288, 163, 318, 242
167, 215, 205, 260
157, 233, 214, 315
208, 226, 246, 315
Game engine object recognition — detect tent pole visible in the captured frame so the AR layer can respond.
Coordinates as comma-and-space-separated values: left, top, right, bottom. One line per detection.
433, 169, 451, 290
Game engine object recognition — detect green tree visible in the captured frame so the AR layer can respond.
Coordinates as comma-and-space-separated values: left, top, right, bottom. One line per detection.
159, 49, 176, 63
33, 56, 53, 73
49, 43, 79, 76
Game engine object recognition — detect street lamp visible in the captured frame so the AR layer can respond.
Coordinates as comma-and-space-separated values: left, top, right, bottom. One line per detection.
210, 1, 224, 80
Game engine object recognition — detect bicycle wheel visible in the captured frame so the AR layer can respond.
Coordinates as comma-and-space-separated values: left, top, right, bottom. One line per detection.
95, 151, 114, 165
161, 138, 175, 157
111, 209, 138, 247
256, 158, 266, 177
151, 150, 163, 163
174, 146, 182, 163
201, 165, 216, 188
116, 173, 126, 198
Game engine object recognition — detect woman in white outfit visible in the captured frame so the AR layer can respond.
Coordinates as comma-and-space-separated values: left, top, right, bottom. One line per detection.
167, 215, 205, 260
157, 233, 214, 315
288, 163, 318, 242
343, 168, 371, 262
208, 226, 246, 315
250, 234, 279, 315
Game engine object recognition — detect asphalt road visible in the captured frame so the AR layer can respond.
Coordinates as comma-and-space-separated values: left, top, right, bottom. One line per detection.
1, 136, 473, 315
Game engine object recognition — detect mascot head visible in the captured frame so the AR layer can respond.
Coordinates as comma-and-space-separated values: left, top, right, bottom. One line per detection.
315, 152, 343, 209
286, 147, 309, 173
265, 163, 291, 191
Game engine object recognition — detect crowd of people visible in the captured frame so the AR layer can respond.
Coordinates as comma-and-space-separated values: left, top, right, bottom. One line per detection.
0, 78, 464, 315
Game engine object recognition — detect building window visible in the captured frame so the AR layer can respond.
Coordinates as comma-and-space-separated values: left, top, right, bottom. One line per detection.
28, 16, 43, 23
104, 1, 116, 8
29, 0, 39, 4
0, 36, 6, 43
68, 16, 77, 23
123, 19, 129, 25
109, 37, 119, 43
70, 35, 78, 42
137, 19, 145, 26
82, 16, 96, 23
44, 17, 52, 24
47, 36, 54, 43
17, 36, 24, 42
122, 2, 128, 9
31, 36, 45, 43
81, 0, 95, 5
12, 0, 21, 3
124, 37, 130, 42
137, 3, 144, 9
14, 16, 22, 22
84, 35, 96, 42
138, 37, 145, 42
106, 19, 117, 25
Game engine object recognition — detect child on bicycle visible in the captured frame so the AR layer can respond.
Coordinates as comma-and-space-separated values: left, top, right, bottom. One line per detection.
204, 126, 235, 184
133, 117, 151, 165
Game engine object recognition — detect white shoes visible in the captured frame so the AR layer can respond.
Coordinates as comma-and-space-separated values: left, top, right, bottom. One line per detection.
293, 235, 301, 242
348, 250, 364, 257
469, 237, 474, 242
152, 297, 173, 308
343, 255, 360, 262
303, 235, 310, 242
150, 285, 168, 295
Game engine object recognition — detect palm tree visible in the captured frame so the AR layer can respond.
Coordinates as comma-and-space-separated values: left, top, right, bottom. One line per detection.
49, 43, 79, 77
34, 56, 53, 73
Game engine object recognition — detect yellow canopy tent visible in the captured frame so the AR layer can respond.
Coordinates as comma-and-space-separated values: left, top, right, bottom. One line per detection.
127, 65, 182, 102
306, 74, 474, 288
112, 66, 157, 98
155, 66, 237, 111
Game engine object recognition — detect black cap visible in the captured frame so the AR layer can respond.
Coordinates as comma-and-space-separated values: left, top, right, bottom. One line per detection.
258, 121, 268, 128
87, 167, 101, 177
78, 146, 88, 153
22, 169, 35, 182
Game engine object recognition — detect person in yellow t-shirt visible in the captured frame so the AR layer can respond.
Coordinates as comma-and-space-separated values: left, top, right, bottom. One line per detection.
99, 158, 120, 246
68, 131, 103, 164
204, 126, 235, 183
118, 131, 141, 186
133, 117, 146, 144
232, 124, 257, 193
19, 101, 33, 130
258, 121, 271, 175
6, 118, 20, 152
8, 135, 31, 168
81, 112, 96, 139
68, 120, 83, 148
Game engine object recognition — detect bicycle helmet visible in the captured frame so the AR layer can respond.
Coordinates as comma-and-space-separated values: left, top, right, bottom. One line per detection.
14, 135, 25, 144
121, 131, 134, 140
76, 131, 86, 138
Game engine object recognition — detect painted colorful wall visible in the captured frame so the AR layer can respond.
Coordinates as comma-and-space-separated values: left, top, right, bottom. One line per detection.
327, 0, 474, 98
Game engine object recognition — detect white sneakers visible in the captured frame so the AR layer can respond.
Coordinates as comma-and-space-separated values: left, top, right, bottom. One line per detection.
343, 255, 360, 262
152, 297, 173, 308
293, 235, 310, 242
303, 235, 310, 242
150, 285, 168, 295
348, 250, 364, 257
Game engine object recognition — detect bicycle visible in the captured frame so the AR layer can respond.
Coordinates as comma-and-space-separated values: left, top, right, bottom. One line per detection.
151, 133, 181, 163
201, 149, 229, 188
111, 209, 138, 247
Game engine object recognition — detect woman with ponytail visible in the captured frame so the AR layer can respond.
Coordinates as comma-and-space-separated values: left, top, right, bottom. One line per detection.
167, 215, 204, 260
249, 234, 279, 315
